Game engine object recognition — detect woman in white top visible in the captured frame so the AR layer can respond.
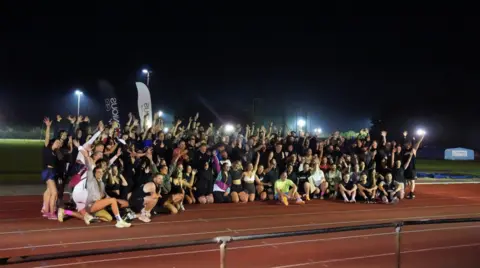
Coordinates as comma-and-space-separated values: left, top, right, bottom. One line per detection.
304, 160, 327, 201
242, 153, 262, 202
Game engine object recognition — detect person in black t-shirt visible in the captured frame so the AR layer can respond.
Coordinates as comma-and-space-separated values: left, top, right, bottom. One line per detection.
356, 173, 377, 203
339, 174, 357, 203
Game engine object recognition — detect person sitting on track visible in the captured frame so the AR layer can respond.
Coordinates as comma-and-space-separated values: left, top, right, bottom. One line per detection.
356, 173, 377, 203
274, 171, 305, 206
378, 173, 402, 204
339, 173, 357, 203
213, 162, 233, 203
255, 164, 268, 201
304, 160, 327, 200
242, 153, 261, 202
325, 164, 342, 199
128, 173, 162, 222
194, 161, 214, 204
80, 146, 131, 228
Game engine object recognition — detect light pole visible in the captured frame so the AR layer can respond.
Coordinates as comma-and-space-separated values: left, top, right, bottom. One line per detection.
142, 69, 151, 87
75, 90, 83, 116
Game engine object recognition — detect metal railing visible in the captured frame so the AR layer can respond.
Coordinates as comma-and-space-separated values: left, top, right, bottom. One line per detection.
1, 217, 479, 267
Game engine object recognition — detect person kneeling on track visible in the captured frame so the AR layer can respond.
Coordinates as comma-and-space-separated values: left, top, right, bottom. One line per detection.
128, 173, 162, 222
339, 173, 357, 203
378, 173, 402, 205
152, 185, 185, 215
274, 172, 305, 206
356, 173, 377, 203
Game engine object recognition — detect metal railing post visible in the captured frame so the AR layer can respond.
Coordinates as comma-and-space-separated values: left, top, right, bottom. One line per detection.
216, 236, 232, 268
395, 223, 403, 268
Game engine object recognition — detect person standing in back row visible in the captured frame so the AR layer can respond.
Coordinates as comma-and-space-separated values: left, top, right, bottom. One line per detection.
403, 131, 425, 199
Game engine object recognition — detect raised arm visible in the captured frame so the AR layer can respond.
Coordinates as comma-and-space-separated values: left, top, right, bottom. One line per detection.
43, 117, 52, 147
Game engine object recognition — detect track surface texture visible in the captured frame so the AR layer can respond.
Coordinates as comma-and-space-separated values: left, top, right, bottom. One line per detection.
1, 184, 479, 268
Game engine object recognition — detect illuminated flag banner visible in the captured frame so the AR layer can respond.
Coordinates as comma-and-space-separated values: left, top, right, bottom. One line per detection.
136, 82, 152, 128
98, 80, 121, 126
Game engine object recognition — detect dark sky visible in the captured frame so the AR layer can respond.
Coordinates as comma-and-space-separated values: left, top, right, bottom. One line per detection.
1, 3, 479, 148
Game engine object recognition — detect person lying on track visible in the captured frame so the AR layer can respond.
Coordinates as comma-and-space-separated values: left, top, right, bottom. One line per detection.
80, 145, 131, 228
356, 173, 377, 203
378, 173, 402, 204
274, 171, 305, 206
339, 173, 357, 203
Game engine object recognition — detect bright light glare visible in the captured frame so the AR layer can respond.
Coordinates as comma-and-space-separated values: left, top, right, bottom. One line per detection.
225, 124, 235, 133
297, 119, 306, 128
416, 129, 426, 136
142, 69, 149, 74
314, 128, 322, 134
158, 111, 163, 117
163, 127, 169, 133
75, 90, 83, 96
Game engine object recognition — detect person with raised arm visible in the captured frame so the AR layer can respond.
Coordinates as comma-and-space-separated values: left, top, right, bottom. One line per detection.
41, 117, 63, 219
79, 145, 131, 228
403, 131, 425, 199
242, 152, 262, 202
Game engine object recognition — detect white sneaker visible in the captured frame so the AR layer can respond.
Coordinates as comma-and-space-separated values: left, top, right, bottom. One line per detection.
138, 214, 151, 223
115, 220, 132, 228
179, 204, 185, 212
350, 199, 356, 203
57, 208, 65, 223
83, 213, 94, 225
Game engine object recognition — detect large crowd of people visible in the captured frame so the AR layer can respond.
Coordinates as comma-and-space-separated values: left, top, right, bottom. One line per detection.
40, 112, 425, 228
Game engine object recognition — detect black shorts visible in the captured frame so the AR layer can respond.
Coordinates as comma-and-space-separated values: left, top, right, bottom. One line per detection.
231, 184, 243, 193
405, 170, 417, 180
244, 183, 256, 195
129, 197, 145, 213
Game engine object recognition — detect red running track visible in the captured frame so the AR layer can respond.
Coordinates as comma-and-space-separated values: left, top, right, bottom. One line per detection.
1, 184, 480, 268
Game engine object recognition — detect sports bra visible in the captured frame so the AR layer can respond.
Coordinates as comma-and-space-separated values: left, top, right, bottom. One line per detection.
244, 173, 255, 183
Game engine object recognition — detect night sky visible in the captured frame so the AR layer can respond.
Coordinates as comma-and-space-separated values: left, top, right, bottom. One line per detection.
0, 3, 478, 148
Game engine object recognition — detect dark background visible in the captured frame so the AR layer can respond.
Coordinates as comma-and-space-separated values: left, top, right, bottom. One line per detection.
0, 3, 478, 149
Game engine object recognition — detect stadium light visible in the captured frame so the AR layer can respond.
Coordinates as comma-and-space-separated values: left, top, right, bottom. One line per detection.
225, 124, 235, 133
416, 129, 426, 136
163, 127, 169, 133
158, 111, 163, 117
142, 69, 151, 86
314, 128, 322, 134
297, 119, 306, 128
74, 89, 83, 116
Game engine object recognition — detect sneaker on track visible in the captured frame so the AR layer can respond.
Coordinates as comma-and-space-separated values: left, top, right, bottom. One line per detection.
115, 220, 132, 228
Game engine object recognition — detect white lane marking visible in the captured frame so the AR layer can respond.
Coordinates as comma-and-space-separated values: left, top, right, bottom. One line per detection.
272, 243, 480, 267
1, 203, 479, 235
2, 214, 479, 251
32, 238, 480, 267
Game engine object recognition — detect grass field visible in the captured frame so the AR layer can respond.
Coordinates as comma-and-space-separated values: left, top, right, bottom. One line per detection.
0, 139, 479, 184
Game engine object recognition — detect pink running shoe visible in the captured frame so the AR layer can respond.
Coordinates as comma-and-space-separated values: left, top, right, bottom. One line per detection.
47, 213, 58, 220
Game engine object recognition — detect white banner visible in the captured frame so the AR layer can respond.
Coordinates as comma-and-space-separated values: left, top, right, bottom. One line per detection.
136, 82, 152, 128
